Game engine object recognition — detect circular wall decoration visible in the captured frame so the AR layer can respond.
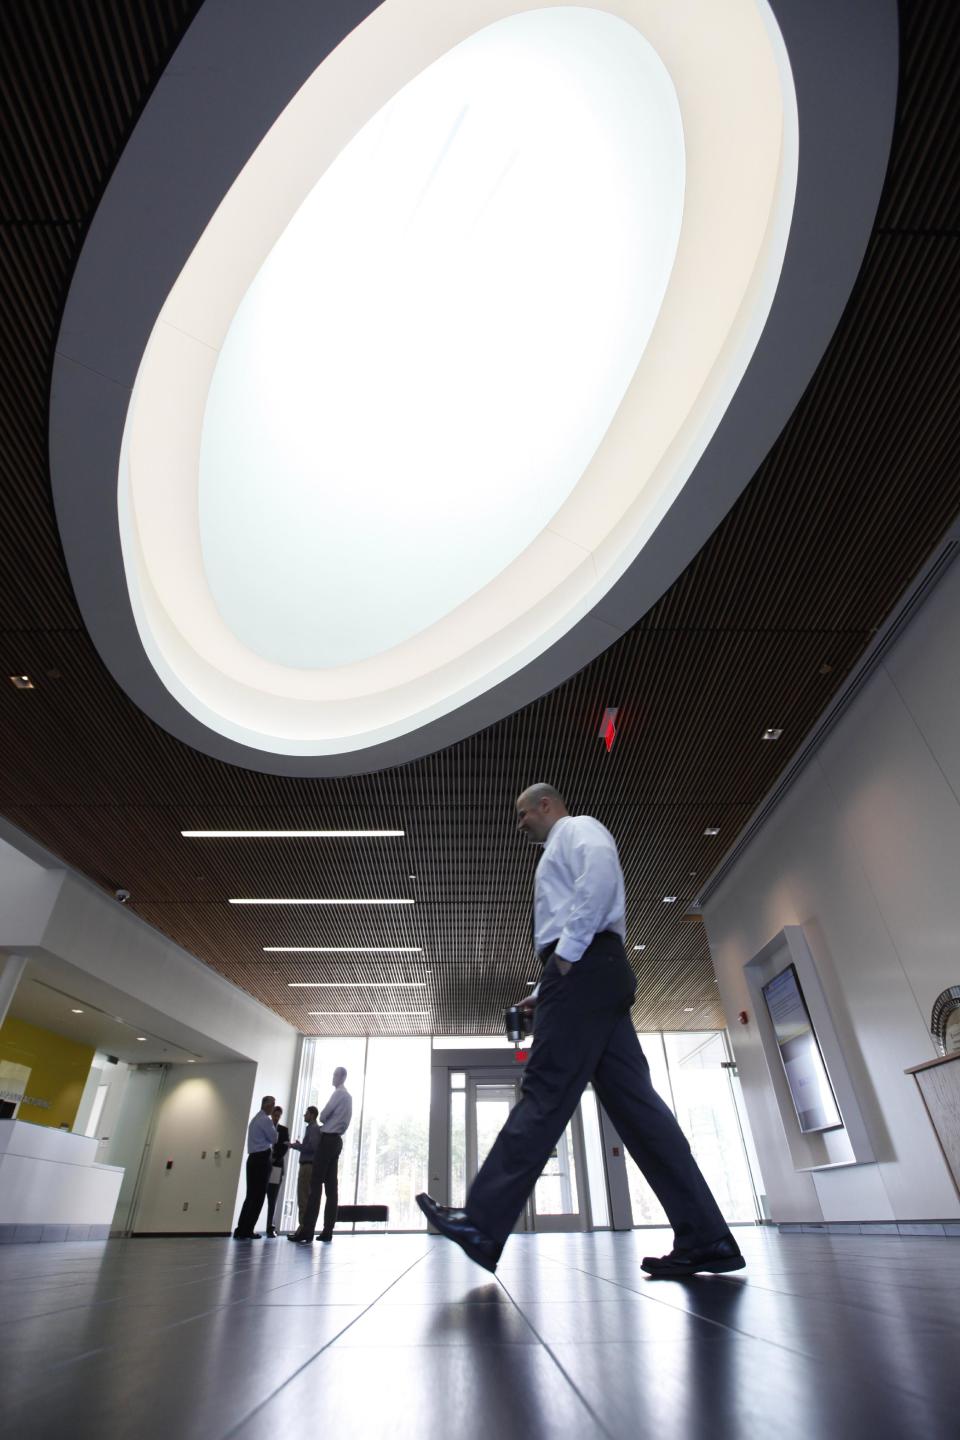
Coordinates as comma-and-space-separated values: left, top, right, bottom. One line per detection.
50, 0, 898, 774
931, 986, 960, 1056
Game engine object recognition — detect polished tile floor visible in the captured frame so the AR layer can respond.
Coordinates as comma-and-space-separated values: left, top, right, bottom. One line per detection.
0, 1227, 956, 1440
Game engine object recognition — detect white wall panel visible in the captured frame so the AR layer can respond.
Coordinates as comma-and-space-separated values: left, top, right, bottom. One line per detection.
132, 1061, 255, 1234
704, 559, 960, 1223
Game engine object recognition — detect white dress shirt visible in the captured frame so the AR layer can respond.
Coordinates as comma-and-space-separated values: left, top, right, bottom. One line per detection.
247, 1110, 278, 1155
533, 814, 626, 964
319, 1086, 353, 1135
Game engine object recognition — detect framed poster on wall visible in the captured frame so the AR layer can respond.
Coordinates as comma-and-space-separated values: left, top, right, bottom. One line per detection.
761, 964, 842, 1134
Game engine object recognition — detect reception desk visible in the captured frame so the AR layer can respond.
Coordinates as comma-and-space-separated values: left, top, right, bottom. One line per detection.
0, 1119, 124, 1243
905, 1051, 960, 1202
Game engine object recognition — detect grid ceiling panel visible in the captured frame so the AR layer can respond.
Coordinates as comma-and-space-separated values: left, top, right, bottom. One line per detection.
1, 1, 960, 1038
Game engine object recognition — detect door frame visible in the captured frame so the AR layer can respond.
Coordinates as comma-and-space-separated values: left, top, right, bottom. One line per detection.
428, 1047, 597, 1233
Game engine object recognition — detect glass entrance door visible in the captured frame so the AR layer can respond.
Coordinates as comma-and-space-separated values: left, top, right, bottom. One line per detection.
463, 1068, 590, 1232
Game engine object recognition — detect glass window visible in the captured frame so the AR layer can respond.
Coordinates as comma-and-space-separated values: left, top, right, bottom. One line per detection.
432, 1036, 516, 1049
450, 1089, 466, 1209
300, 1037, 368, 1217
623, 1033, 671, 1226
662, 1032, 757, 1222
450, 1071, 466, 1090
580, 1086, 610, 1228
533, 1124, 579, 1216
354, 1038, 431, 1229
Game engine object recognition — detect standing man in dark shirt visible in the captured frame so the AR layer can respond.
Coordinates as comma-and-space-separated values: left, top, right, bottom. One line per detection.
289, 1105, 321, 1230
234, 1094, 277, 1240
288, 1068, 353, 1244
265, 1104, 289, 1237
418, 783, 744, 1278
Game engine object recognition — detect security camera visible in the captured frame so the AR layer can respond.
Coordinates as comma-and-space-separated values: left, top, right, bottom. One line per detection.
115, 888, 131, 904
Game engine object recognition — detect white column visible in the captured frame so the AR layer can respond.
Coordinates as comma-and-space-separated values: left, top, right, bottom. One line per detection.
0, 953, 27, 1030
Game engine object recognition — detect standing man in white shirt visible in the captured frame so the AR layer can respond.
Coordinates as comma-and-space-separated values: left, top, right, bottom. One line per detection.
417, 783, 744, 1278
289, 1067, 353, 1244
234, 1094, 278, 1240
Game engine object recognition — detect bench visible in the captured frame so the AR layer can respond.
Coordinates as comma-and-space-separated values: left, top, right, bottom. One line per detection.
335, 1205, 389, 1225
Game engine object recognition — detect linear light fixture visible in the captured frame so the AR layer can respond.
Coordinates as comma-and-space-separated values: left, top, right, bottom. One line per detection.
634, 945, 646, 951
288, 981, 426, 989
183, 829, 404, 838
663, 896, 678, 904
306, 1010, 429, 1018
71, 1007, 84, 1013
704, 826, 720, 837
230, 897, 414, 905
761, 727, 783, 741
268, 946, 422, 954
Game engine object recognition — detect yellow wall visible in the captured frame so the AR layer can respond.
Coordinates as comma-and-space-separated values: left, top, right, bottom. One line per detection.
0, 1016, 95, 1129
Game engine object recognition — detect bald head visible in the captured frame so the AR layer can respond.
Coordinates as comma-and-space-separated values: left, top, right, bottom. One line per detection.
516, 783, 568, 844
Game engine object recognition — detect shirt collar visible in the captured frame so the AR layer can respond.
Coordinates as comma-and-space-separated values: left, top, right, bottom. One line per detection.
542, 814, 571, 851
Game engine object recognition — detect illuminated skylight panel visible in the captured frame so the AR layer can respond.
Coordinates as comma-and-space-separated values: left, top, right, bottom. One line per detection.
230, 897, 413, 905
289, 981, 425, 988
198, 8, 684, 670
273, 948, 422, 956
182, 829, 403, 838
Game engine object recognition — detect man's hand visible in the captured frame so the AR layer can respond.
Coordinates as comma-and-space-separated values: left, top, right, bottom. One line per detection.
515, 991, 538, 1016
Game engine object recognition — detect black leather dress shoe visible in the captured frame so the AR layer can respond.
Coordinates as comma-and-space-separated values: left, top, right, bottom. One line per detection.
415, 1193, 502, 1273
266, 1227, 278, 1238
287, 1233, 310, 1244
317, 1232, 333, 1242
641, 1237, 745, 1277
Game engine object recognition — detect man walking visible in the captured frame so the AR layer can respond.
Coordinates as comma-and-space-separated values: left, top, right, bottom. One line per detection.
234, 1094, 278, 1240
417, 783, 744, 1278
288, 1067, 353, 1244
289, 1104, 321, 1229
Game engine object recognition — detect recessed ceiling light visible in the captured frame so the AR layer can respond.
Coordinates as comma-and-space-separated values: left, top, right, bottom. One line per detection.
762, 727, 783, 741
136, 1036, 147, 1041
9, 674, 34, 689
71, 1007, 84, 1013
704, 826, 720, 837
267, 946, 422, 954
288, 982, 426, 989
634, 945, 646, 951
182, 829, 404, 838
683, 1007, 695, 1013
230, 897, 414, 905
306, 1011, 429, 1018
187, 1059, 197, 1063
663, 896, 678, 904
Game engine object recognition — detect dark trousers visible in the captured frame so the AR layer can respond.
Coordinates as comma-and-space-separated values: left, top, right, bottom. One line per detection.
266, 1175, 283, 1232
298, 1133, 343, 1239
235, 1149, 272, 1236
467, 934, 734, 1249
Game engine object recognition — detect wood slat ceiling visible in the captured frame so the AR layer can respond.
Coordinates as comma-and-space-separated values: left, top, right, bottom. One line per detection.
1, 0, 959, 1040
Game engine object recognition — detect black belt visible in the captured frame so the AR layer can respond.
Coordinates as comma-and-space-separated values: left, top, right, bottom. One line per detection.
536, 930, 621, 964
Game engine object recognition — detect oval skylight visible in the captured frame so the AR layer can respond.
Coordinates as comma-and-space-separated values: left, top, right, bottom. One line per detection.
199, 9, 684, 669
86, 0, 807, 767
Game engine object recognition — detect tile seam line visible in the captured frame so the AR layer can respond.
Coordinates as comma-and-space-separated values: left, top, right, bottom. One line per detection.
218, 1247, 436, 1440
495, 1273, 619, 1440
538, 1252, 956, 1404
41, 1253, 339, 1366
